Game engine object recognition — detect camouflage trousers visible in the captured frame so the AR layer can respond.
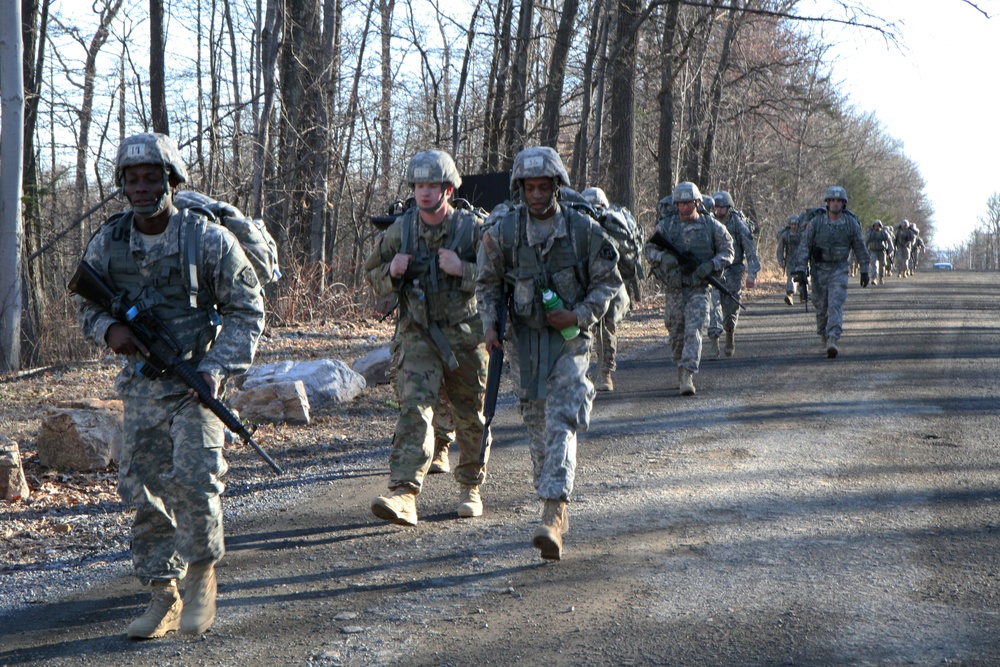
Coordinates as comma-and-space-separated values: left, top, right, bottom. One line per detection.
120, 393, 228, 584
664, 284, 711, 373
510, 333, 593, 501
707, 265, 746, 338
783, 268, 796, 294
592, 312, 618, 373
391, 336, 454, 453
390, 320, 488, 492
869, 251, 889, 281
810, 261, 851, 340
895, 247, 912, 275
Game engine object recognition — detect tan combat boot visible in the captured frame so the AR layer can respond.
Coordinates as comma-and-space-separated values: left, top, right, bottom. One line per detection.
457, 485, 483, 518
127, 579, 182, 639
371, 487, 418, 526
784, 291, 794, 306
180, 561, 217, 635
679, 368, 696, 396
429, 445, 451, 474
826, 338, 839, 358
724, 330, 736, 357
595, 369, 614, 392
708, 337, 721, 359
532, 499, 568, 560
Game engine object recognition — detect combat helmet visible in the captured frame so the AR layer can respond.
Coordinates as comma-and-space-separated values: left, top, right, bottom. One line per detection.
511, 146, 570, 188
672, 181, 702, 203
824, 185, 848, 204
581, 187, 610, 210
872, 219, 883, 229
899, 219, 909, 229
114, 133, 188, 188
713, 191, 735, 208
787, 214, 800, 226
405, 150, 462, 189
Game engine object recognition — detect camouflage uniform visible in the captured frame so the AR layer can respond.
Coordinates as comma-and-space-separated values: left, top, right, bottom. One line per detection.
707, 206, 759, 343
866, 222, 894, 285
476, 203, 621, 501
894, 222, 917, 278
792, 193, 870, 347
777, 215, 802, 299
77, 200, 264, 585
365, 207, 488, 493
645, 191, 734, 377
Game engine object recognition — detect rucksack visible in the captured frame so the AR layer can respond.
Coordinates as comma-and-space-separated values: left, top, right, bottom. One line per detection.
174, 191, 281, 293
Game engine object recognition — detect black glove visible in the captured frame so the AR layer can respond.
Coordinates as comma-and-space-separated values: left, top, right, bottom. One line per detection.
694, 261, 715, 281
860, 272, 870, 288
791, 271, 806, 284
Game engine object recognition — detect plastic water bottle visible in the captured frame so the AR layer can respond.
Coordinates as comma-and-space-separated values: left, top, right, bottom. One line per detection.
541, 289, 580, 340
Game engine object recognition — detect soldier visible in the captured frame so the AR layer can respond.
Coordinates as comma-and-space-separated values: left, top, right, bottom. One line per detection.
791, 186, 870, 358
894, 219, 918, 278
706, 191, 759, 357
777, 214, 803, 305
644, 182, 734, 396
580, 186, 634, 392
75, 133, 265, 639
866, 220, 894, 285
909, 224, 925, 274
476, 146, 622, 560
365, 150, 489, 526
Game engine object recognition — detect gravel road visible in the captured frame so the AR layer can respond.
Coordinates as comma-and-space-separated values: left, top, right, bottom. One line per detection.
3, 271, 1000, 667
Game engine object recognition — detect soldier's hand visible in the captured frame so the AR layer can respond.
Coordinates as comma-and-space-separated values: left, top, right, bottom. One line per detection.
484, 327, 502, 352
661, 253, 680, 270
546, 308, 578, 331
389, 253, 412, 278
437, 248, 463, 277
860, 272, 870, 288
792, 271, 806, 284
188, 372, 219, 403
104, 323, 149, 357
745, 277, 756, 289
693, 261, 715, 281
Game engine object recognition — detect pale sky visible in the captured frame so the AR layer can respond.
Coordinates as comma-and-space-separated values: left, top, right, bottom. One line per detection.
800, 0, 1000, 249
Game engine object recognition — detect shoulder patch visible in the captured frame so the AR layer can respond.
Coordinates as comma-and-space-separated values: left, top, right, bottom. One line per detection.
239, 265, 259, 289
482, 229, 496, 255
598, 241, 617, 261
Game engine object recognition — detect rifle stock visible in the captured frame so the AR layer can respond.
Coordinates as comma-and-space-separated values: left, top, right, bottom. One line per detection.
69, 262, 283, 475
646, 230, 746, 311
479, 286, 511, 466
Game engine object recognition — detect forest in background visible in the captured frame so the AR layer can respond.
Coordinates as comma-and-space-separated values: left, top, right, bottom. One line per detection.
6, 0, 960, 369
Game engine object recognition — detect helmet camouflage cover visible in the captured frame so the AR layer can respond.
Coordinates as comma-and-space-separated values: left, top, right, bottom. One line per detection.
581, 187, 610, 209
872, 219, 883, 228
405, 150, 462, 189
824, 185, 848, 203
788, 214, 799, 225
114, 132, 188, 187
713, 191, 735, 208
671, 181, 702, 203
510, 146, 570, 188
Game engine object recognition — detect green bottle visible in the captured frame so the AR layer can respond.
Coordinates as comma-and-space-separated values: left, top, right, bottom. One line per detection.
541, 289, 580, 340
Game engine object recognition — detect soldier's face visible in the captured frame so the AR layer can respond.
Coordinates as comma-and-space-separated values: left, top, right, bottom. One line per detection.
677, 200, 698, 221
414, 182, 451, 212
826, 199, 845, 214
123, 164, 170, 214
714, 205, 730, 219
523, 178, 556, 219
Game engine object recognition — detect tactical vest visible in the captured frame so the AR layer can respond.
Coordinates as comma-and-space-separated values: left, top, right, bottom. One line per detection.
397, 207, 480, 330
721, 213, 748, 266
102, 211, 218, 363
811, 213, 856, 263
867, 230, 889, 252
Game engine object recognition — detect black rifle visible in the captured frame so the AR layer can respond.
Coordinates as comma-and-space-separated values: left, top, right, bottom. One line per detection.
69, 261, 284, 475
646, 230, 746, 310
479, 286, 511, 466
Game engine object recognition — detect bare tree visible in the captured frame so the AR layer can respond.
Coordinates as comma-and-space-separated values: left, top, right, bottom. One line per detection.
1, 0, 25, 371
149, 0, 167, 133
606, 0, 641, 209
539, 0, 581, 148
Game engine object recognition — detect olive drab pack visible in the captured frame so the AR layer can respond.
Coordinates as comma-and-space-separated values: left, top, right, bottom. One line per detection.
173, 192, 281, 304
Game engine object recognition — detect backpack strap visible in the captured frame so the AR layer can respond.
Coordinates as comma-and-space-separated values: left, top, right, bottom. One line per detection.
179, 209, 208, 310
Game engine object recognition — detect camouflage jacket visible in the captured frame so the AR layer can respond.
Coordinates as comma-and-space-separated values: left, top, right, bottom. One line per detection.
77, 208, 265, 398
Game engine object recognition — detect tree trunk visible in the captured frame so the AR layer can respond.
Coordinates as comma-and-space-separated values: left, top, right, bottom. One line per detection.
700, 0, 742, 189
482, 0, 512, 172
1, 0, 25, 371
539, 0, 580, 149
452, 0, 482, 157
379, 0, 393, 193
502, 0, 534, 169
224, 0, 243, 183
149, 0, 168, 133
679, 11, 714, 184
570, 0, 605, 188
588, 2, 611, 186
657, 0, 681, 196
606, 0, 640, 210
252, 0, 283, 218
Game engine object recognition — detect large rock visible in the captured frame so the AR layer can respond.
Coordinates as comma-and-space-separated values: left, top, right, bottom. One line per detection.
352, 344, 394, 386
229, 380, 311, 425
241, 359, 366, 410
36, 399, 123, 471
0, 441, 31, 502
